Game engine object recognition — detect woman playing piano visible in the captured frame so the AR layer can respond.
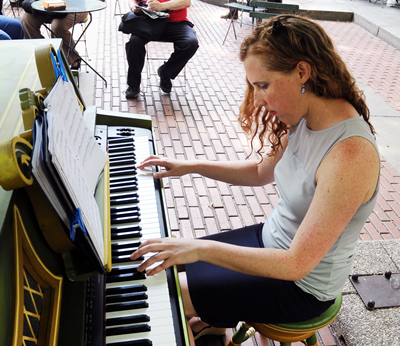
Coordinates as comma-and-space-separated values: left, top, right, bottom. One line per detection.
131, 15, 380, 344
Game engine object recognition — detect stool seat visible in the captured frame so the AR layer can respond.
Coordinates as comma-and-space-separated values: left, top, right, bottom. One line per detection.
227, 294, 342, 346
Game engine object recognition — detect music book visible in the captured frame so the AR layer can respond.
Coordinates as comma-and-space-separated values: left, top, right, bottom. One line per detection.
31, 76, 108, 267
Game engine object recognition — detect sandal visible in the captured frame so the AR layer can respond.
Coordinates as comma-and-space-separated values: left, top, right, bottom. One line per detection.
192, 325, 226, 340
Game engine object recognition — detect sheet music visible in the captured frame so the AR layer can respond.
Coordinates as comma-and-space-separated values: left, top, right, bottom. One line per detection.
31, 115, 70, 226
34, 76, 108, 265
45, 79, 107, 193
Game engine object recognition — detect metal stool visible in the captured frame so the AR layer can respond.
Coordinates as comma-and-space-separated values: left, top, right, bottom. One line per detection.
145, 42, 187, 94
227, 294, 342, 346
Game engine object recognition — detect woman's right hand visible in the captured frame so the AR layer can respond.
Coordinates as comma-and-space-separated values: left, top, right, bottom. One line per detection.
137, 155, 192, 179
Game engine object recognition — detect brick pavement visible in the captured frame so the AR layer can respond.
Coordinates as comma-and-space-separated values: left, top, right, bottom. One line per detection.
85, 1, 400, 344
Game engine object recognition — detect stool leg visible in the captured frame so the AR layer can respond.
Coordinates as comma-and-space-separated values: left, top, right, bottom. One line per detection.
226, 322, 256, 346
305, 333, 318, 346
279, 343, 291, 346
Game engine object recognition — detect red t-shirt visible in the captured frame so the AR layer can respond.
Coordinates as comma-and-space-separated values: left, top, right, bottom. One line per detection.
148, 0, 188, 22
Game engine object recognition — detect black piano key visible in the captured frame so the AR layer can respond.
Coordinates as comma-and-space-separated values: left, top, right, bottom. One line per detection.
115, 128, 135, 137
106, 300, 148, 312
106, 324, 151, 336
110, 184, 139, 193
108, 137, 134, 145
109, 167, 137, 177
110, 179, 138, 186
109, 158, 136, 166
108, 149, 135, 156
110, 205, 140, 214
110, 177, 137, 185
108, 150, 135, 157
111, 207, 140, 215
110, 195, 139, 205
112, 247, 139, 257
106, 271, 146, 283
107, 340, 152, 346
108, 136, 135, 144
111, 215, 141, 225
109, 175, 138, 184
110, 266, 141, 275
111, 224, 141, 232
106, 284, 147, 296
111, 209, 140, 218
106, 292, 148, 304
108, 145, 135, 153
109, 162, 135, 169
112, 248, 139, 256
112, 241, 141, 250
111, 231, 142, 241
111, 255, 144, 264
106, 314, 150, 327
108, 153, 136, 161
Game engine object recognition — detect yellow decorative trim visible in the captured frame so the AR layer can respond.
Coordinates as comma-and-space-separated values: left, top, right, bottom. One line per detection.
103, 158, 112, 272
12, 205, 63, 346
34, 44, 57, 94
0, 137, 33, 191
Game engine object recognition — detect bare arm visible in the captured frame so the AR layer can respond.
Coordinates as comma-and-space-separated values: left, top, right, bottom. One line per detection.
147, 0, 190, 12
128, 0, 189, 12
137, 134, 287, 187
132, 136, 380, 280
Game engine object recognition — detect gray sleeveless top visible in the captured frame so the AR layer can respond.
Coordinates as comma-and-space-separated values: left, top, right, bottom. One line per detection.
262, 116, 379, 301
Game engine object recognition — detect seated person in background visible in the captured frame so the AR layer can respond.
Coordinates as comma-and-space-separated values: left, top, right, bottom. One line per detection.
21, 0, 87, 68
0, 15, 24, 40
130, 15, 380, 344
125, 0, 199, 98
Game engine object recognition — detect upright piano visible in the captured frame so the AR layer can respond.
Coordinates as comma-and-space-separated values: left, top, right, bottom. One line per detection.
0, 40, 189, 346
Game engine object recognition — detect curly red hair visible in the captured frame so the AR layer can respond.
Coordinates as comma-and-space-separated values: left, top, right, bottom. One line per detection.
239, 15, 374, 158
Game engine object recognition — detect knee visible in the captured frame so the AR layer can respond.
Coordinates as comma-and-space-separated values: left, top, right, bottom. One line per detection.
0, 31, 11, 40
127, 35, 146, 47
52, 23, 67, 37
20, 13, 32, 29
186, 35, 199, 55
126, 35, 146, 55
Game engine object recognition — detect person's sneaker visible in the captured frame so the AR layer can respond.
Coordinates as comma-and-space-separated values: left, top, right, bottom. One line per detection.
125, 86, 140, 99
157, 65, 172, 94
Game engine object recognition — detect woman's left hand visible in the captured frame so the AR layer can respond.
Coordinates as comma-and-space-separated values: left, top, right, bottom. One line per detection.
130, 237, 203, 276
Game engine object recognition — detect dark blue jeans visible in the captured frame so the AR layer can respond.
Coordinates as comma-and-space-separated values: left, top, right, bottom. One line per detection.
125, 20, 199, 89
0, 15, 23, 40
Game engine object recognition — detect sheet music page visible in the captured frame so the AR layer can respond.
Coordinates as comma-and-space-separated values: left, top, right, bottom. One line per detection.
45, 79, 108, 193
43, 77, 108, 265
31, 116, 70, 226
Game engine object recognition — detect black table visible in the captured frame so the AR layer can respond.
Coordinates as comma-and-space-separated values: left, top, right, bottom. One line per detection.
31, 0, 107, 85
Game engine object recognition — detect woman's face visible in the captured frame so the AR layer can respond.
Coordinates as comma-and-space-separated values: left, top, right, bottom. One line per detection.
243, 54, 307, 126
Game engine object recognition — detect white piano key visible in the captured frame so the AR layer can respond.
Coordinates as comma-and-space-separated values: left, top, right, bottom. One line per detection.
106, 326, 177, 346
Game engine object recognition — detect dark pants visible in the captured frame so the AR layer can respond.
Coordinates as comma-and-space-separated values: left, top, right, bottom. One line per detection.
185, 224, 335, 328
125, 20, 199, 89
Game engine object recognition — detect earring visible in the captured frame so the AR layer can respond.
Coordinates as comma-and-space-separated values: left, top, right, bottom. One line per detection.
301, 84, 306, 94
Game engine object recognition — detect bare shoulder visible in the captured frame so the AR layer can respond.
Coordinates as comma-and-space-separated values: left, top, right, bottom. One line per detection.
326, 135, 379, 168
317, 135, 380, 203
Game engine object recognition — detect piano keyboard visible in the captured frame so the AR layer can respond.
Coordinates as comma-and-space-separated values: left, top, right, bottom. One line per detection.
94, 126, 184, 346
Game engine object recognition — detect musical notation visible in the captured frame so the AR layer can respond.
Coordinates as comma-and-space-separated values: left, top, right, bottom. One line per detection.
30, 76, 109, 267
